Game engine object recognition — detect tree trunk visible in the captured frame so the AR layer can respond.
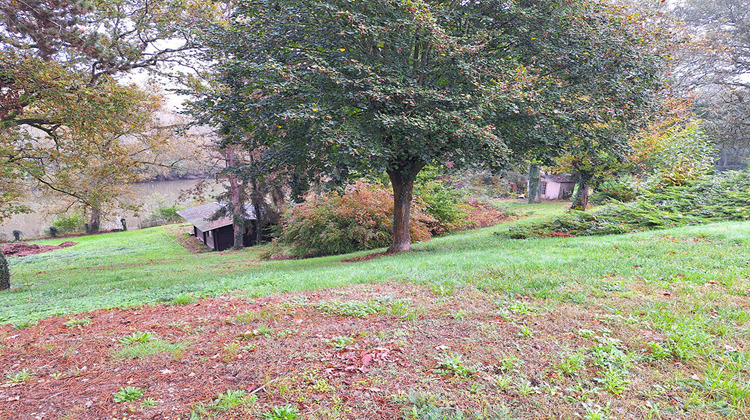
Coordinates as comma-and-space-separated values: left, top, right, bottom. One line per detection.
89, 207, 101, 233
527, 164, 541, 204
0, 249, 10, 291
249, 176, 265, 246
387, 162, 424, 253
570, 172, 593, 211
226, 145, 245, 250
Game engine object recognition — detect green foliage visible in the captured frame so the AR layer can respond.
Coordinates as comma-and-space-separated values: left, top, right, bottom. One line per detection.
149, 204, 186, 224
52, 213, 85, 233
170, 293, 196, 306
400, 391, 514, 419
5, 368, 34, 383
64, 317, 92, 328
186, 0, 669, 252
434, 354, 479, 378
118, 331, 154, 346
210, 389, 256, 411
590, 176, 640, 205
260, 404, 300, 420
327, 335, 355, 350
415, 169, 467, 233
503, 171, 750, 238
280, 182, 436, 257
317, 300, 382, 318
643, 121, 716, 187
114, 339, 187, 360
113, 386, 144, 403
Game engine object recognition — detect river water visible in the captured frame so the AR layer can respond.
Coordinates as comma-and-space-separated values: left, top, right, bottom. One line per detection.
0, 179, 222, 240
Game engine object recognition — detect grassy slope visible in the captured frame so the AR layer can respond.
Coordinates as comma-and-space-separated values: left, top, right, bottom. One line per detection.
2, 201, 750, 418
2, 201, 748, 326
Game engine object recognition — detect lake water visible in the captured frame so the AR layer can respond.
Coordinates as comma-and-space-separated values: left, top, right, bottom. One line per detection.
0, 179, 222, 240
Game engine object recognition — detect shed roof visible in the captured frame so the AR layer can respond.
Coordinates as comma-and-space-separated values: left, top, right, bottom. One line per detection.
541, 174, 574, 184
176, 202, 257, 232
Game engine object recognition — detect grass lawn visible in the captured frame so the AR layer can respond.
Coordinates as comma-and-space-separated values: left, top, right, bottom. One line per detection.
1, 202, 748, 419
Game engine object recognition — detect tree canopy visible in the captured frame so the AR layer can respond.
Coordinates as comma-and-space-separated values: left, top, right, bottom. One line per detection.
189, 0, 670, 252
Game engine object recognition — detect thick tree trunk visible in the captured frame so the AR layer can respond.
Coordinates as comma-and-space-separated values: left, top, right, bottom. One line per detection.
570, 172, 593, 211
387, 162, 425, 253
0, 249, 10, 291
226, 145, 245, 250
527, 164, 541, 204
89, 207, 101, 233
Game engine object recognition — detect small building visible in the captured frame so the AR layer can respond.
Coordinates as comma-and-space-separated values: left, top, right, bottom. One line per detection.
540, 175, 576, 200
177, 202, 257, 251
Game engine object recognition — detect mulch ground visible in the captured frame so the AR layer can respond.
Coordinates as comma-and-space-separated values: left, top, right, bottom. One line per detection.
0, 241, 76, 257
0, 283, 714, 420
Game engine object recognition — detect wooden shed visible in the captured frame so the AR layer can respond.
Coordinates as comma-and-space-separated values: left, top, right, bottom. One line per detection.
177, 202, 257, 251
540, 175, 576, 200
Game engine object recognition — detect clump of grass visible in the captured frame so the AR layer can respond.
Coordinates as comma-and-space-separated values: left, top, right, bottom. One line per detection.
556, 353, 586, 377
260, 404, 300, 419
170, 293, 197, 305
118, 331, 154, 346
6, 369, 34, 383
434, 354, 479, 378
11, 319, 37, 330
237, 325, 272, 340
64, 317, 92, 328
113, 386, 144, 403
316, 300, 382, 317
211, 389, 256, 411
327, 335, 355, 350
114, 339, 187, 360
231, 309, 277, 324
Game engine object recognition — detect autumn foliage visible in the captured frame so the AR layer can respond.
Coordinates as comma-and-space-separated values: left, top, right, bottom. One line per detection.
280, 182, 437, 257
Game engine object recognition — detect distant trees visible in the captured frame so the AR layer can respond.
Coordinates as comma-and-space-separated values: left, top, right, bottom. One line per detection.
189, 0, 669, 252
0, 0, 216, 234
0, 0, 215, 289
672, 0, 750, 168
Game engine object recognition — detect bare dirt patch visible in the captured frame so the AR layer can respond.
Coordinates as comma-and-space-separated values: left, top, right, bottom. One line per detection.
163, 224, 212, 254
0, 283, 721, 419
0, 241, 76, 257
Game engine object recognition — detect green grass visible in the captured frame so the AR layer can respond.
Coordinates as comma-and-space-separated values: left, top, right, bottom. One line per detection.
1, 207, 749, 329
2, 208, 749, 418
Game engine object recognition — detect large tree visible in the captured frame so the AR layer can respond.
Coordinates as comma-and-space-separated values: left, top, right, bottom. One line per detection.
193, 0, 668, 252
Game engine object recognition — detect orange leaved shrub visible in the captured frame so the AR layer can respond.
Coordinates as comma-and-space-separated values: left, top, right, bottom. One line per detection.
280, 182, 437, 257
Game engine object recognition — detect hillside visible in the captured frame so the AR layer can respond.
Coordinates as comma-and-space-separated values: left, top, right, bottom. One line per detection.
0, 203, 748, 419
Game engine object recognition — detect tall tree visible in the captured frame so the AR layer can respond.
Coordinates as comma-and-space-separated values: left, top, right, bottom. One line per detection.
193, 0, 669, 252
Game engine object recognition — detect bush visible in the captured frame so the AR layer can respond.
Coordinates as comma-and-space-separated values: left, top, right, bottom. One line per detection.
634, 121, 716, 188
52, 213, 85, 233
590, 176, 640, 205
280, 182, 436, 257
415, 177, 467, 234
149, 204, 185, 224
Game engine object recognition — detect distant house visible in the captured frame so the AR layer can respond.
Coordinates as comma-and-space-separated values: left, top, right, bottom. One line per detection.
177, 202, 257, 251
538, 175, 576, 200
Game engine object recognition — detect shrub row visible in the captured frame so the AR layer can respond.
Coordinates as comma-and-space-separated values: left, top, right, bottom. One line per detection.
503, 171, 750, 239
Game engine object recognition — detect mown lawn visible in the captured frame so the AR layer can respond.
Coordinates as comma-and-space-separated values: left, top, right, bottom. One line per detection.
0, 202, 748, 418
